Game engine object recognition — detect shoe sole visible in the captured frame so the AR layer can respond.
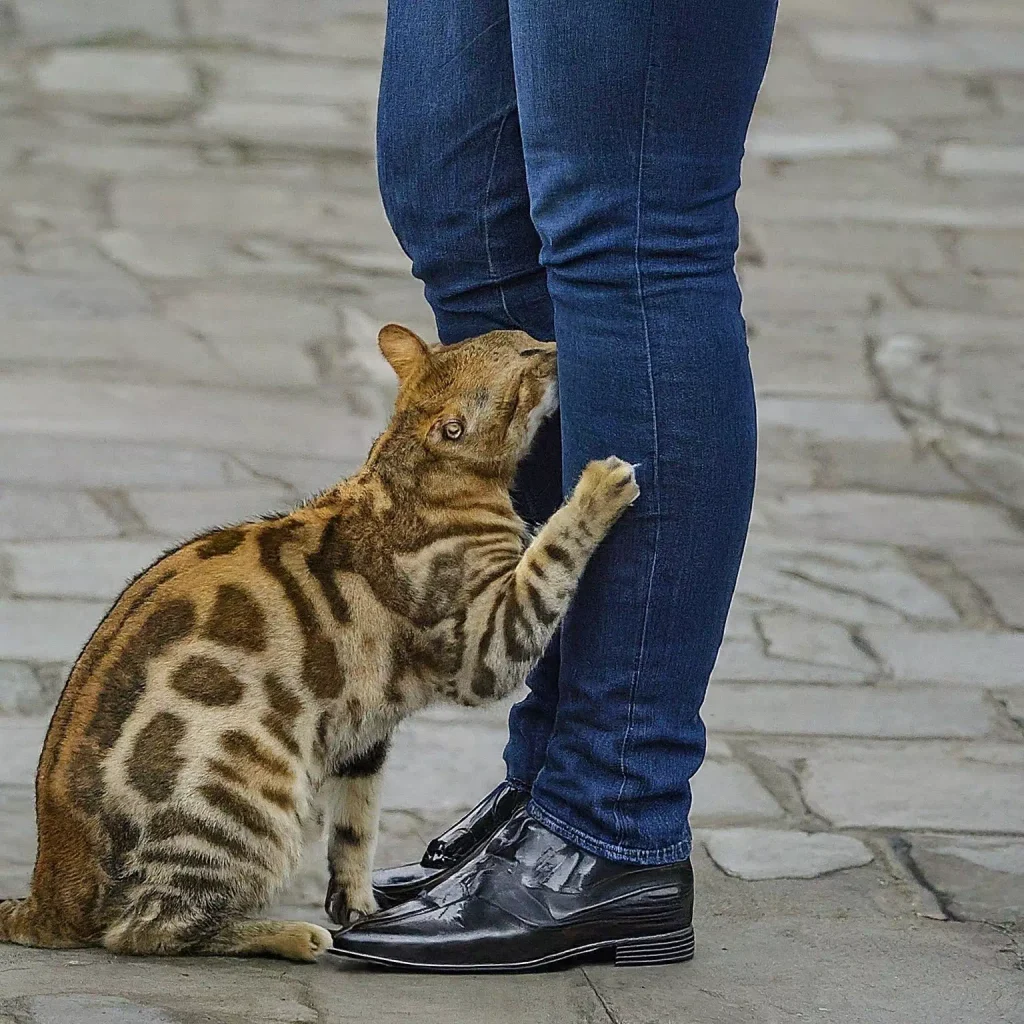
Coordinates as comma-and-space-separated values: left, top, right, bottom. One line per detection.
328, 925, 694, 973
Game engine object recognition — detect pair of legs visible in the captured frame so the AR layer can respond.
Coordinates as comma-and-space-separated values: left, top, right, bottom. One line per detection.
378, 0, 776, 864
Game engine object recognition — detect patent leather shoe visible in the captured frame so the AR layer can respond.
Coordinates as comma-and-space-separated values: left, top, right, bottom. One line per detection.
367, 782, 528, 910
331, 811, 695, 972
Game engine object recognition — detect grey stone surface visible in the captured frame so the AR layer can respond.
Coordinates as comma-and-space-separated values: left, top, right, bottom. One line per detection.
907, 834, 1024, 923
956, 229, 1024, 274
713, 639, 871, 684
581, 912, 1022, 1024
737, 538, 959, 624
874, 332, 1024, 457
3, 539, 169, 599
111, 179, 396, 246
865, 628, 1024, 687
20, 241, 135, 285
898, 272, 1024, 316
746, 221, 948, 272
790, 741, 1024, 832
756, 491, 1021, 546
210, 339, 323, 389
741, 194, 1024, 229
940, 143, 1024, 177
739, 266, 895, 315
759, 397, 908, 443
765, 563, 958, 623
813, 438, 970, 495
12, 0, 181, 42
208, 56, 381, 105
704, 684, 994, 738
11, 996, 180, 1024
0, 599, 106, 661
1, 0, 1023, 1009
932, 2, 1024, 25
127, 486, 296, 537
836, 75, 989, 121
997, 690, 1024, 726
938, 433, 1024, 511
0, 784, 38, 872
808, 27, 1024, 73
0, 492, 120, 541
99, 230, 328, 283
746, 121, 898, 158
27, 142, 202, 174
0, 946, 321, 1022
164, 288, 340, 345
690, 759, 785, 824
32, 51, 196, 118
383, 718, 506, 815
197, 101, 371, 152
748, 322, 876, 398
0, 662, 47, 714
2, 319, 222, 382
228, 452, 360, 495
0, 716, 49, 785
0, 275, 151, 319
701, 828, 873, 879
0, 375, 380, 460
759, 614, 889, 673
0, 436, 254, 489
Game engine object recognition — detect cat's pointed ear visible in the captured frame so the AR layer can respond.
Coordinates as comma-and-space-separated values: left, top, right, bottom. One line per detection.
378, 324, 430, 384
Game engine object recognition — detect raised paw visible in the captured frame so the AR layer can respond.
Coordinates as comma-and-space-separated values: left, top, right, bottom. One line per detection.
325, 874, 378, 927
571, 456, 641, 530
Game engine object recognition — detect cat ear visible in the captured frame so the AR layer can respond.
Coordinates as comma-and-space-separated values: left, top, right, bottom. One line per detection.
378, 324, 430, 383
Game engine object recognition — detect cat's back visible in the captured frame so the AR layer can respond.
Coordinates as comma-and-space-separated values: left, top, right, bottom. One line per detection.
37, 516, 280, 795
28, 509, 332, 933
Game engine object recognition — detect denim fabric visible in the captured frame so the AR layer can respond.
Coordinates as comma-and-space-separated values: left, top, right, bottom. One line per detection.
378, 0, 776, 864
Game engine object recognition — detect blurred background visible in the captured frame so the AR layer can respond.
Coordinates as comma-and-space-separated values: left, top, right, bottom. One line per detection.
0, 0, 1022, 1017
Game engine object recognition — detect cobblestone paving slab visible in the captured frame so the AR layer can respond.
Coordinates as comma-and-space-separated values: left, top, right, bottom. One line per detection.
700, 828, 874, 879
0, 0, 1022, 1016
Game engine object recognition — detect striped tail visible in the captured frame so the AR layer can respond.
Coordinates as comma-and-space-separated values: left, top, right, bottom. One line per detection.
0, 898, 43, 946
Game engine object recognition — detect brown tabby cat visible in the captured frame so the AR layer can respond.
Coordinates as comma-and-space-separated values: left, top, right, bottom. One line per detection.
0, 325, 639, 963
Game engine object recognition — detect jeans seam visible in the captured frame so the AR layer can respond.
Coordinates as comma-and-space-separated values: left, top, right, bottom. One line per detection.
437, 14, 510, 73
612, 0, 661, 847
482, 104, 529, 333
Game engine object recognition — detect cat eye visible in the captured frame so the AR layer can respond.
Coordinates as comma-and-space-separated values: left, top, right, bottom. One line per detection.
442, 420, 464, 441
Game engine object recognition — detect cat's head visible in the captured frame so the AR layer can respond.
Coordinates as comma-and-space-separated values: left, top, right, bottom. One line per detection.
377, 324, 558, 482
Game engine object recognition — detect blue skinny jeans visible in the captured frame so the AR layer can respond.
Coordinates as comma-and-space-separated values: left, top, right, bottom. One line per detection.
377, 0, 777, 865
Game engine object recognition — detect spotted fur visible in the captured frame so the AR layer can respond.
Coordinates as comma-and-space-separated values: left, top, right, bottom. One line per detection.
0, 325, 638, 962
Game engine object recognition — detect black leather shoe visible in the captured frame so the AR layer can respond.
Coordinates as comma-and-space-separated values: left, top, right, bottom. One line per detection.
369, 782, 528, 909
331, 811, 695, 972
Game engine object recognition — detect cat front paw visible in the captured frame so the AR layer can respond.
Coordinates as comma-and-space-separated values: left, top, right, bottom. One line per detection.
325, 875, 378, 927
571, 456, 640, 530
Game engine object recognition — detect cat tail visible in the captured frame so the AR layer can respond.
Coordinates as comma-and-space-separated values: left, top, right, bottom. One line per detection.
0, 897, 41, 945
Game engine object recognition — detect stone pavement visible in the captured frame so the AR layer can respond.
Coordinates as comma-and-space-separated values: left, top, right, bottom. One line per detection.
0, 0, 1023, 1020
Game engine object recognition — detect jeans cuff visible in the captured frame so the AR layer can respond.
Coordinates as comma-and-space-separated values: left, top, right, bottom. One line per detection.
526, 797, 692, 867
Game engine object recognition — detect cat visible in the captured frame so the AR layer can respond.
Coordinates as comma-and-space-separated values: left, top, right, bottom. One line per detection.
0, 324, 639, 963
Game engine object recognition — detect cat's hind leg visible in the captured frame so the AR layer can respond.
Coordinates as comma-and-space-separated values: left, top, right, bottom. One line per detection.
101, 840, 329, 962
190, 919, 333, 961
103, 913, 332, 962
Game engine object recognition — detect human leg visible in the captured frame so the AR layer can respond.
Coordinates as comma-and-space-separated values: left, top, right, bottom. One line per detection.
371, 1, 561, 901
510, 0, 777, 864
